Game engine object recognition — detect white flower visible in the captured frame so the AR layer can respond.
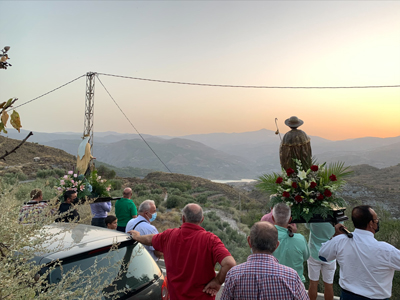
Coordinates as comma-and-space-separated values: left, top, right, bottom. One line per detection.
298, 170, 307, 180
303, 181, 310, 189
286, 202, 293, 207
303, 208, 310, 214
309, 199, 315, 204
74, 174, 77, 178
284, 179, 293, 186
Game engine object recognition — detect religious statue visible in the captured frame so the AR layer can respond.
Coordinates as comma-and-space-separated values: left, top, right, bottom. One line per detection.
76, 135, 95, 175
279, 116, 312, 170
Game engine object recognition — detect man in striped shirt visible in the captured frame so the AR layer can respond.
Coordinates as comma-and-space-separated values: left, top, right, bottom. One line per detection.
221, 221, 309, 300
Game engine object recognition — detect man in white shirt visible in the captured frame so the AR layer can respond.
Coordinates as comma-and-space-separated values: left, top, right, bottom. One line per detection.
319, 205, 400, 300
125, 199, 162, 261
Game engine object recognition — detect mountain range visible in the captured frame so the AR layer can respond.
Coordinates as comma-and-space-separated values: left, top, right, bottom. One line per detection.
4, 129, 399, 179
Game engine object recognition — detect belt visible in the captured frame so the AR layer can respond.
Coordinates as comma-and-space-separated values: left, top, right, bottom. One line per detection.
341, 288, 388, 300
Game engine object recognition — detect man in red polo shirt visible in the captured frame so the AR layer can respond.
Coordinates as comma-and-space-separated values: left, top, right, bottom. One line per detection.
129, 203, 236, 299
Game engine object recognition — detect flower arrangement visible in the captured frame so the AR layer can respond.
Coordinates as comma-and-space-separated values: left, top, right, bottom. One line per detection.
55, 170, 92, 200
55, 170, 111, 200
87, 170, 111, 198
256, 159, 352, 222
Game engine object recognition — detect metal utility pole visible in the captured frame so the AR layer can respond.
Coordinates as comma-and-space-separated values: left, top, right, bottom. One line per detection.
83, 72, 96, 150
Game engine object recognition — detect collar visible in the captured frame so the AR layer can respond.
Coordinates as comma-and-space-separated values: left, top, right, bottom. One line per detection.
181, 222, 205, 231
137, 215, 150, 223
275, 225, 288, 231
354, 228, 374, 237
248, 253, 278, 263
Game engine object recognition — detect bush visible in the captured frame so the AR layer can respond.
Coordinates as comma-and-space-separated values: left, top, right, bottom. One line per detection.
107, 178, 122, 191
166, 195, 186, 209
96, 165, 116, 179
36, 168, 65, 179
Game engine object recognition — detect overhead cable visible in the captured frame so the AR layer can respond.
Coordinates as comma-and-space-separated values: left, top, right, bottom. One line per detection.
8, 74, 86, 111
96, 75, 173, 174
97, 73, 400, 89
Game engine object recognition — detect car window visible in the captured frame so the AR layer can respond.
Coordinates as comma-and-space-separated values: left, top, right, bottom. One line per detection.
49, 243, 160, 299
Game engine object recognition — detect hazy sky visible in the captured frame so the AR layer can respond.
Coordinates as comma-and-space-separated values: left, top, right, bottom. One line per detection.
1, 1, 399, 140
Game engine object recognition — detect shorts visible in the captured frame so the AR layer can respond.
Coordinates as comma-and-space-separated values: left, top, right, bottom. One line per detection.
307, 256, 336, 284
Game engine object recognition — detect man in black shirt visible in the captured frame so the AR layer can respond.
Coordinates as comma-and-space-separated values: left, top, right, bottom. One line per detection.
56, 190, 80, 222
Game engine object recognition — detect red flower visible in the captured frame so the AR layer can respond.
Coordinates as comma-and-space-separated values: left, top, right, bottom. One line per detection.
292, 182, 298, 188
317, 194, 324, 200
310, 165, 319, 172
310, 182, 317, 189
282, 191, 290, 198
329, 174, 337, 181
324, 189, 332, 197
295, 195, 303, 203
275, 177, 283, 184
286, 168, 295, 176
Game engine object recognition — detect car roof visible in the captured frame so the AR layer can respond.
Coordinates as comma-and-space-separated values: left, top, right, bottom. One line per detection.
35, 223, 134, 263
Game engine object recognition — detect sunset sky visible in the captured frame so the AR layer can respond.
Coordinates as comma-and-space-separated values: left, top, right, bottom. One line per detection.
1, 1, 399, 141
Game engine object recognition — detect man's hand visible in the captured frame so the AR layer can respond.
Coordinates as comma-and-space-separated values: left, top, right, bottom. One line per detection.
128, 230, 140, 240
203, 277, 222, 297
333, 223, 346, 237
287, 224, 297, 233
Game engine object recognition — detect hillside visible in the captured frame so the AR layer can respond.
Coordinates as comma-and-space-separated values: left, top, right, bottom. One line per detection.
0, 135, 76, 177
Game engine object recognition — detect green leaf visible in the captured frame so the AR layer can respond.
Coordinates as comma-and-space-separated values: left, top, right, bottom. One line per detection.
0, 122, 8, 134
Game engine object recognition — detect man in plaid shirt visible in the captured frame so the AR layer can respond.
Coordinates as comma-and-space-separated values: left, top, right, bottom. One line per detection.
221, 221, 309, 300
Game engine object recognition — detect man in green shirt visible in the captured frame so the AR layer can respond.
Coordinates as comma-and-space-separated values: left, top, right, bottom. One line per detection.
115, 187, 137, 232
272, 203, 310, 282
306, 222, 336, 300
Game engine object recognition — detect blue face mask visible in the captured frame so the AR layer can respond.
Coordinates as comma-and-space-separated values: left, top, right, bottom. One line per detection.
149, 212, 157, 222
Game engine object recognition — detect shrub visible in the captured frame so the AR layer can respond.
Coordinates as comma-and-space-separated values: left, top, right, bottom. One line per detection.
166, 195, 186, 209
107, 178, 122, 191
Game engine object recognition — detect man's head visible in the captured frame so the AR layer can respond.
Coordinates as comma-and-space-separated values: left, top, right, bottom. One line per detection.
182, 203, 204, 225
64, 190, 77, 204
272, 203, 291, 227
138, 200, 157, 222
352, 205, 379, 234
248, 221, 279, 254
105, 215, 117, 230
30, 189, 43, 201
123, 188, 133, 199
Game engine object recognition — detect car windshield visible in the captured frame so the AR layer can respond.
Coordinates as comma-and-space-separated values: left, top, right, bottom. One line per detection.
48, 242, 160, 299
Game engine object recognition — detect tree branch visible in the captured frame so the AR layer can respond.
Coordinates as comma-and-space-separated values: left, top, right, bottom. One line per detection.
0, 131, 33, 161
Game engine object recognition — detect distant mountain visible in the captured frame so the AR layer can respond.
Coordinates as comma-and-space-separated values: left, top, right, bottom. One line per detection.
4, 128, 399, 179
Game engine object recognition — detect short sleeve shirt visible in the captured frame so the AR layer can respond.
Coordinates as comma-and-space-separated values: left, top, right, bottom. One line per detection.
273, 225, 310, 282
152, 222, 231, 300
126, 215, 159, 261
115, 198, 137, 227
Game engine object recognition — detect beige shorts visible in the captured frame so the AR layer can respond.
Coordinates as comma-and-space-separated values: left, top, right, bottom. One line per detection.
307, 256, 336, 284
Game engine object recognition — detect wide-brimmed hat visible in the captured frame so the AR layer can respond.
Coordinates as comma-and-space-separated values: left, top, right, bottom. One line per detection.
285, 116, 303, 128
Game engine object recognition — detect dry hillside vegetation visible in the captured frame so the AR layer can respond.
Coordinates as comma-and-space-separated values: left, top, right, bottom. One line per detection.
0, 135, 76, 177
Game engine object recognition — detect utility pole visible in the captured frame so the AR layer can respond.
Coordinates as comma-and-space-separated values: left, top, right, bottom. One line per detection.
239, 192, 241, 223
83, 72, 96, 151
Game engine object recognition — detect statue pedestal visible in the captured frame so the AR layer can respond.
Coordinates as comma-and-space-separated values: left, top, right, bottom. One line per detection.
291, 208, 348, 224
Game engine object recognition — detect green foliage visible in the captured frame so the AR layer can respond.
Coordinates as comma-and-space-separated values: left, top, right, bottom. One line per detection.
165, 195, 186, 209
36, 168, 65, 179
133, 184, 147, 192
88, 170, 110, 197
2, 172, 27, 185
107, 178, 122, 191
196, 194, 208, 204
159, 181, 191, 192
96, 165, 116, 179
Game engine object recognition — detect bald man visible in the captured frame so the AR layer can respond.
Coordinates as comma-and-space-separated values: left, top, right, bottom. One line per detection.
221, 222, 308, 300
115, 188, 137, 232
129, 203, 236, 300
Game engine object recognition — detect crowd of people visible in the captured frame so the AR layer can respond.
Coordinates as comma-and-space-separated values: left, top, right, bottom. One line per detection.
18, 187, 400, 300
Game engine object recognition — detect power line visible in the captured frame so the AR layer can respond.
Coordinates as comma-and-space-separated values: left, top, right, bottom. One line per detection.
97, 72, 400, 89
95, 74, 173, 174
8, 74, 86, 111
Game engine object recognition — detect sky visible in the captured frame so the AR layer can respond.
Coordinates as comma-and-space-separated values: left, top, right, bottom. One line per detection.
1, 1, 399, 141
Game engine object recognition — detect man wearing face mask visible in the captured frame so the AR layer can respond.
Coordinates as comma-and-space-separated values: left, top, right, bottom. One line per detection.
125, 199, 162, 261
319, 205, 400, 300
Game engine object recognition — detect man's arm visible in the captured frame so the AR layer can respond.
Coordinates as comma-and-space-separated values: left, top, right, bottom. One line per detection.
203, 256, 236, 296
319, 226, 344, 262
128, 230, 155, 246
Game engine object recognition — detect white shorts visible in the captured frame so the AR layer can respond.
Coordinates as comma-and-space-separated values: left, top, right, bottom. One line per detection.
307, 256, 336, 284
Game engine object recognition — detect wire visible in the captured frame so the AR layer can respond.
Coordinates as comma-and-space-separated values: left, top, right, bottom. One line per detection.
97, 73, 400, 89
8, 74, 86, 111
95, 75, 173, 173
